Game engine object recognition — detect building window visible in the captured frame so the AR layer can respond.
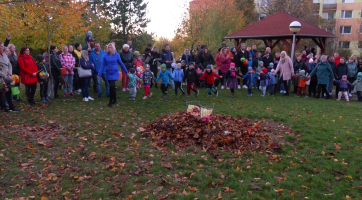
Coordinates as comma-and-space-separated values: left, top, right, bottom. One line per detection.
259, 13, 266, 21
322, 12, 334, 20
342, 0, 354, 3
339, 41, 350, 49
340, 26, 352, 34
341, 10, 353, 18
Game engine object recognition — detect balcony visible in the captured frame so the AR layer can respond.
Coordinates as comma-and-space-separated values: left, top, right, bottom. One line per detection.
321, 18, 336, 27
323, 4, 337, 10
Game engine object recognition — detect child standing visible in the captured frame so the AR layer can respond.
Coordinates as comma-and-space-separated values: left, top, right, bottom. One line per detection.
352, 72, 362, 101
292, 70, 310, 98
267, 62, 274, 72
136, 66, 143, 88
128, 68, 140, 101
199, 65, 221, 97
268, 69, 277, 95
183, 62, 199, 97
243, 67, 258, 96
225, 63, 242, 97
36, 55, 51, 103
141, 65, 156, 100
172, 63, 185, 96
156, 64, 174, 98
259, 68, 269, 96
255, 61, 263, 90
334, 75, 351, 102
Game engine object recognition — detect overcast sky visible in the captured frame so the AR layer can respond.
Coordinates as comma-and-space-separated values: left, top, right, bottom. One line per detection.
145, 0, 191, 39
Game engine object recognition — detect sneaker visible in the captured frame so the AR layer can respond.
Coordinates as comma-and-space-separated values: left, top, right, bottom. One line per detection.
208, 94, 212, 97
283, 90, 287, 94
227, 87, 230, 90
221, 86, 224, 89
10, 107, 20, 112
149, 93, 153, 97
247, 94, 252, 97
349, 93, 352, 97
132, 98, 135, 101
163, 94, 167, 98
126, 88, 129, 91
261, 94, 265, 97
122, 88, 126, 92
41, 98, 47, 103
196, 90, 199, 96
231, 93, 235, 98
64, 93, 68, 97
243, 85, 247, 89
280, 90, 283, 94
87, 96, 94, 100
45, 97, 52, 102
238, 85, 241, 89
215, 91, 219, 97
77, 89, 82, 93
75, 91, 80, 94
143, 96, 148, 100
70, 93, 75, 97
83, 97, 89, 102
187, 95, 190, 97
305, 96, 309, 98
1, 108, 9, 113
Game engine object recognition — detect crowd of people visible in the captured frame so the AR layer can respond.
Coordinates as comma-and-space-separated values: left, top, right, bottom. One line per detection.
1, 32, 362, 112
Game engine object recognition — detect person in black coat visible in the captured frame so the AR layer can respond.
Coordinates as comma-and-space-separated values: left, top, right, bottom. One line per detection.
144, 44, 153, 62
148, 46, 160, 88
36, 55, 51, 103
181, 48, 193, 66
68, 44, 81, 93
292, 54, 307, 94
252, 52, 262, 70
262, 51, 274, 69
335, 57, 349, 98
183, 63, 199, 96
50, 46, 62, 99
235, 43, 250, 88
199, 48, 215, 68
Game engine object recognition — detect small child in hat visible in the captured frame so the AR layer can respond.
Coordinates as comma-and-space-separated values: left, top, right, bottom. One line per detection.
268, 69, 277, 95
199, 65, 222, 97
36, 55, 51, 103
255, 61, 264, 90
334, 75, 352, 102
225, 63, 241, 97
156, 64, 174, 98
292, 70, 310, 98
128, 68, 140, 101
352, 72, 362, 101
259, 68, 269, 96
243, 67, 258, 96
267, 62, 274, 72
183, 62, 199, 97
141, 64, 157, 100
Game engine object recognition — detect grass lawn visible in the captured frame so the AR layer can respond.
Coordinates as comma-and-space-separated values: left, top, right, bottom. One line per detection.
1, 85, 362, 200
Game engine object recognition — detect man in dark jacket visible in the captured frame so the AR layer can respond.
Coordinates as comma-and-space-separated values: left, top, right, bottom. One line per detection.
252, 52, 262, 69
160, 44, 174, 88
144, 44, 152, 62
127, 40, 136, 53
83, 38, 95, 52
50, 46, 62, 99
335, 57, 349, 98
262, 51, 274, 68
195, 45, 206, 64
235, 43, 250, 88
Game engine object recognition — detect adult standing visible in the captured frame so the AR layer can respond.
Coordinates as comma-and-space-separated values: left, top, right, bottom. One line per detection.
120, 44, 134, 91
98, 43, 128, 107
235, 43, 250, 89
149, 46, 160, 88
195, 45, 206, 64
160, 44, 174, 89
83, 38, 95, 52
275, 51, 294, 96
127, 40, 136, 53
18, 46, 38, 106
249, 45, 258, 59
334, 57, 348, 99
252, 52, 262, 70
79, 50, 94, 102
59, 46, 75, 97
308, 55, 335, 99
346, 57, 357, 97
90, 42, 109, 98
181, 48, 193, 66
8, 44, 20, 100
334, 52, 341, 66
262, 51, 274, 69
199, 48, 215, 69
219, 47, 231, 89
327, 56, 337, 95
144, 44, 153, 63
292, 54, 307, 94
50, 46, 62, 99
0, 41, 19, 112
69, 44, 81, 94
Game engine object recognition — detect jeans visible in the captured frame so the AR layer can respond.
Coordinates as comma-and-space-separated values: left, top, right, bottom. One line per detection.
95, 72, 109, 97
278, 76, 289, 95
25, 83, 37, 103
206, 84, 217, 95
327, 77, 333, 94
40, 80, 49, 98
247, 84, 253, 94
81, 78, 91, 98
63, 75, 73, 94
129, 87, 137, 99
167, 68, 174, 88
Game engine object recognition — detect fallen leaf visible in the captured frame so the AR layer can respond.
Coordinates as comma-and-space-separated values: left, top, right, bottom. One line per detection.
217, 191, 222, 199
162, 162, 173, 170
250, 183, 262, 190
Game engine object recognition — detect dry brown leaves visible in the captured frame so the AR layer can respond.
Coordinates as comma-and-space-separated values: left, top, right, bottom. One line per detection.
141, 112, 294, 155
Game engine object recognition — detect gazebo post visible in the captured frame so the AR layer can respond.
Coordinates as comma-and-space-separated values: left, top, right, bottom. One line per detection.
234, 39, 240, 50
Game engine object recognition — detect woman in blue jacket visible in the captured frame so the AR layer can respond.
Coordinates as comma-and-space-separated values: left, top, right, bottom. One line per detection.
98, 43, 128, 107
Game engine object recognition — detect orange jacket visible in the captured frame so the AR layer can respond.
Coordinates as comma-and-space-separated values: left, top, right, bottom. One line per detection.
293, 75, 310, 88
227, 51, 234, 61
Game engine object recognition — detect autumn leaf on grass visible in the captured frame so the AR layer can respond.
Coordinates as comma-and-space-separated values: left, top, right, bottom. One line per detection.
188, 186, 197, 192
274, 189, 283, 192
217, 191, 222, 199
162, 162, 173, 170
223, 187, 233, 193
48, 120, 56, 124
157, 195, 168, 200
182, 189, 190, 196
334, 144, 342, 150
250, 183, 262, 190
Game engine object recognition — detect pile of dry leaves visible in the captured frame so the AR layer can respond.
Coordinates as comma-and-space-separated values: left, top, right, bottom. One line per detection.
140, 112, 295, 154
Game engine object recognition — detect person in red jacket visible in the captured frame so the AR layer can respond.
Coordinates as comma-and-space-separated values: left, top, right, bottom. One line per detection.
334, 52, 341, 66
199, 65, 222, 97
18, 47, 38, 106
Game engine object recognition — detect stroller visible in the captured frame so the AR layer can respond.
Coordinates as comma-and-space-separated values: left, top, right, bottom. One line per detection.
195, 64, 206, 88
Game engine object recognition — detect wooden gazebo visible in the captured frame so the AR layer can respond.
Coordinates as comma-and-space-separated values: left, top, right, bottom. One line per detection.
225, 11, 335, 53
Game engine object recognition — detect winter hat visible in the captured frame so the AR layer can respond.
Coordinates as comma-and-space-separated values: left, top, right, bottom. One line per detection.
269, 62, 274, 66
145, 64, 150, 68
134, 51, 140, 56
160, 64, 166, 69
357, 72, 362, 80
207, 65, 212, 70
342, 75, 347, 79
37, 55, 45, 63
248, 67, 253, 71
87, 31, 92, 35
230, 62, 235, 67
262, 68, 267, 74
130, 68, 136, 74
299, 70, 305, 75
230, 47, 235, 52
259, 61, 264, 65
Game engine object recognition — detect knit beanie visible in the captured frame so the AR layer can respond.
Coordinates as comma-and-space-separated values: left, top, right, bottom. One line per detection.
37, 55, 45, 63
160, 64, 166, 69
134, 51, 140, 56
342, 75, 347, 79
269, 62, 274, 66
259, 61, 264, 65
299, 70, 305, 76
358, 72, 362, 80
230, 47, 235, 52
230, 62, 235, 67
262, 68, 267, 74
207, 65, 212, 70
248, 67, 253, 71
130, 68, 136, 74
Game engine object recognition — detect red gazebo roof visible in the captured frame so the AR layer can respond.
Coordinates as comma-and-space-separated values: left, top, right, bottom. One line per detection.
225, 11, 335, 39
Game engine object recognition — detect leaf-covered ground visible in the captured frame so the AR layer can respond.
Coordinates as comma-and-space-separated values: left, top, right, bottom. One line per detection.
0, 86, 362, 200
